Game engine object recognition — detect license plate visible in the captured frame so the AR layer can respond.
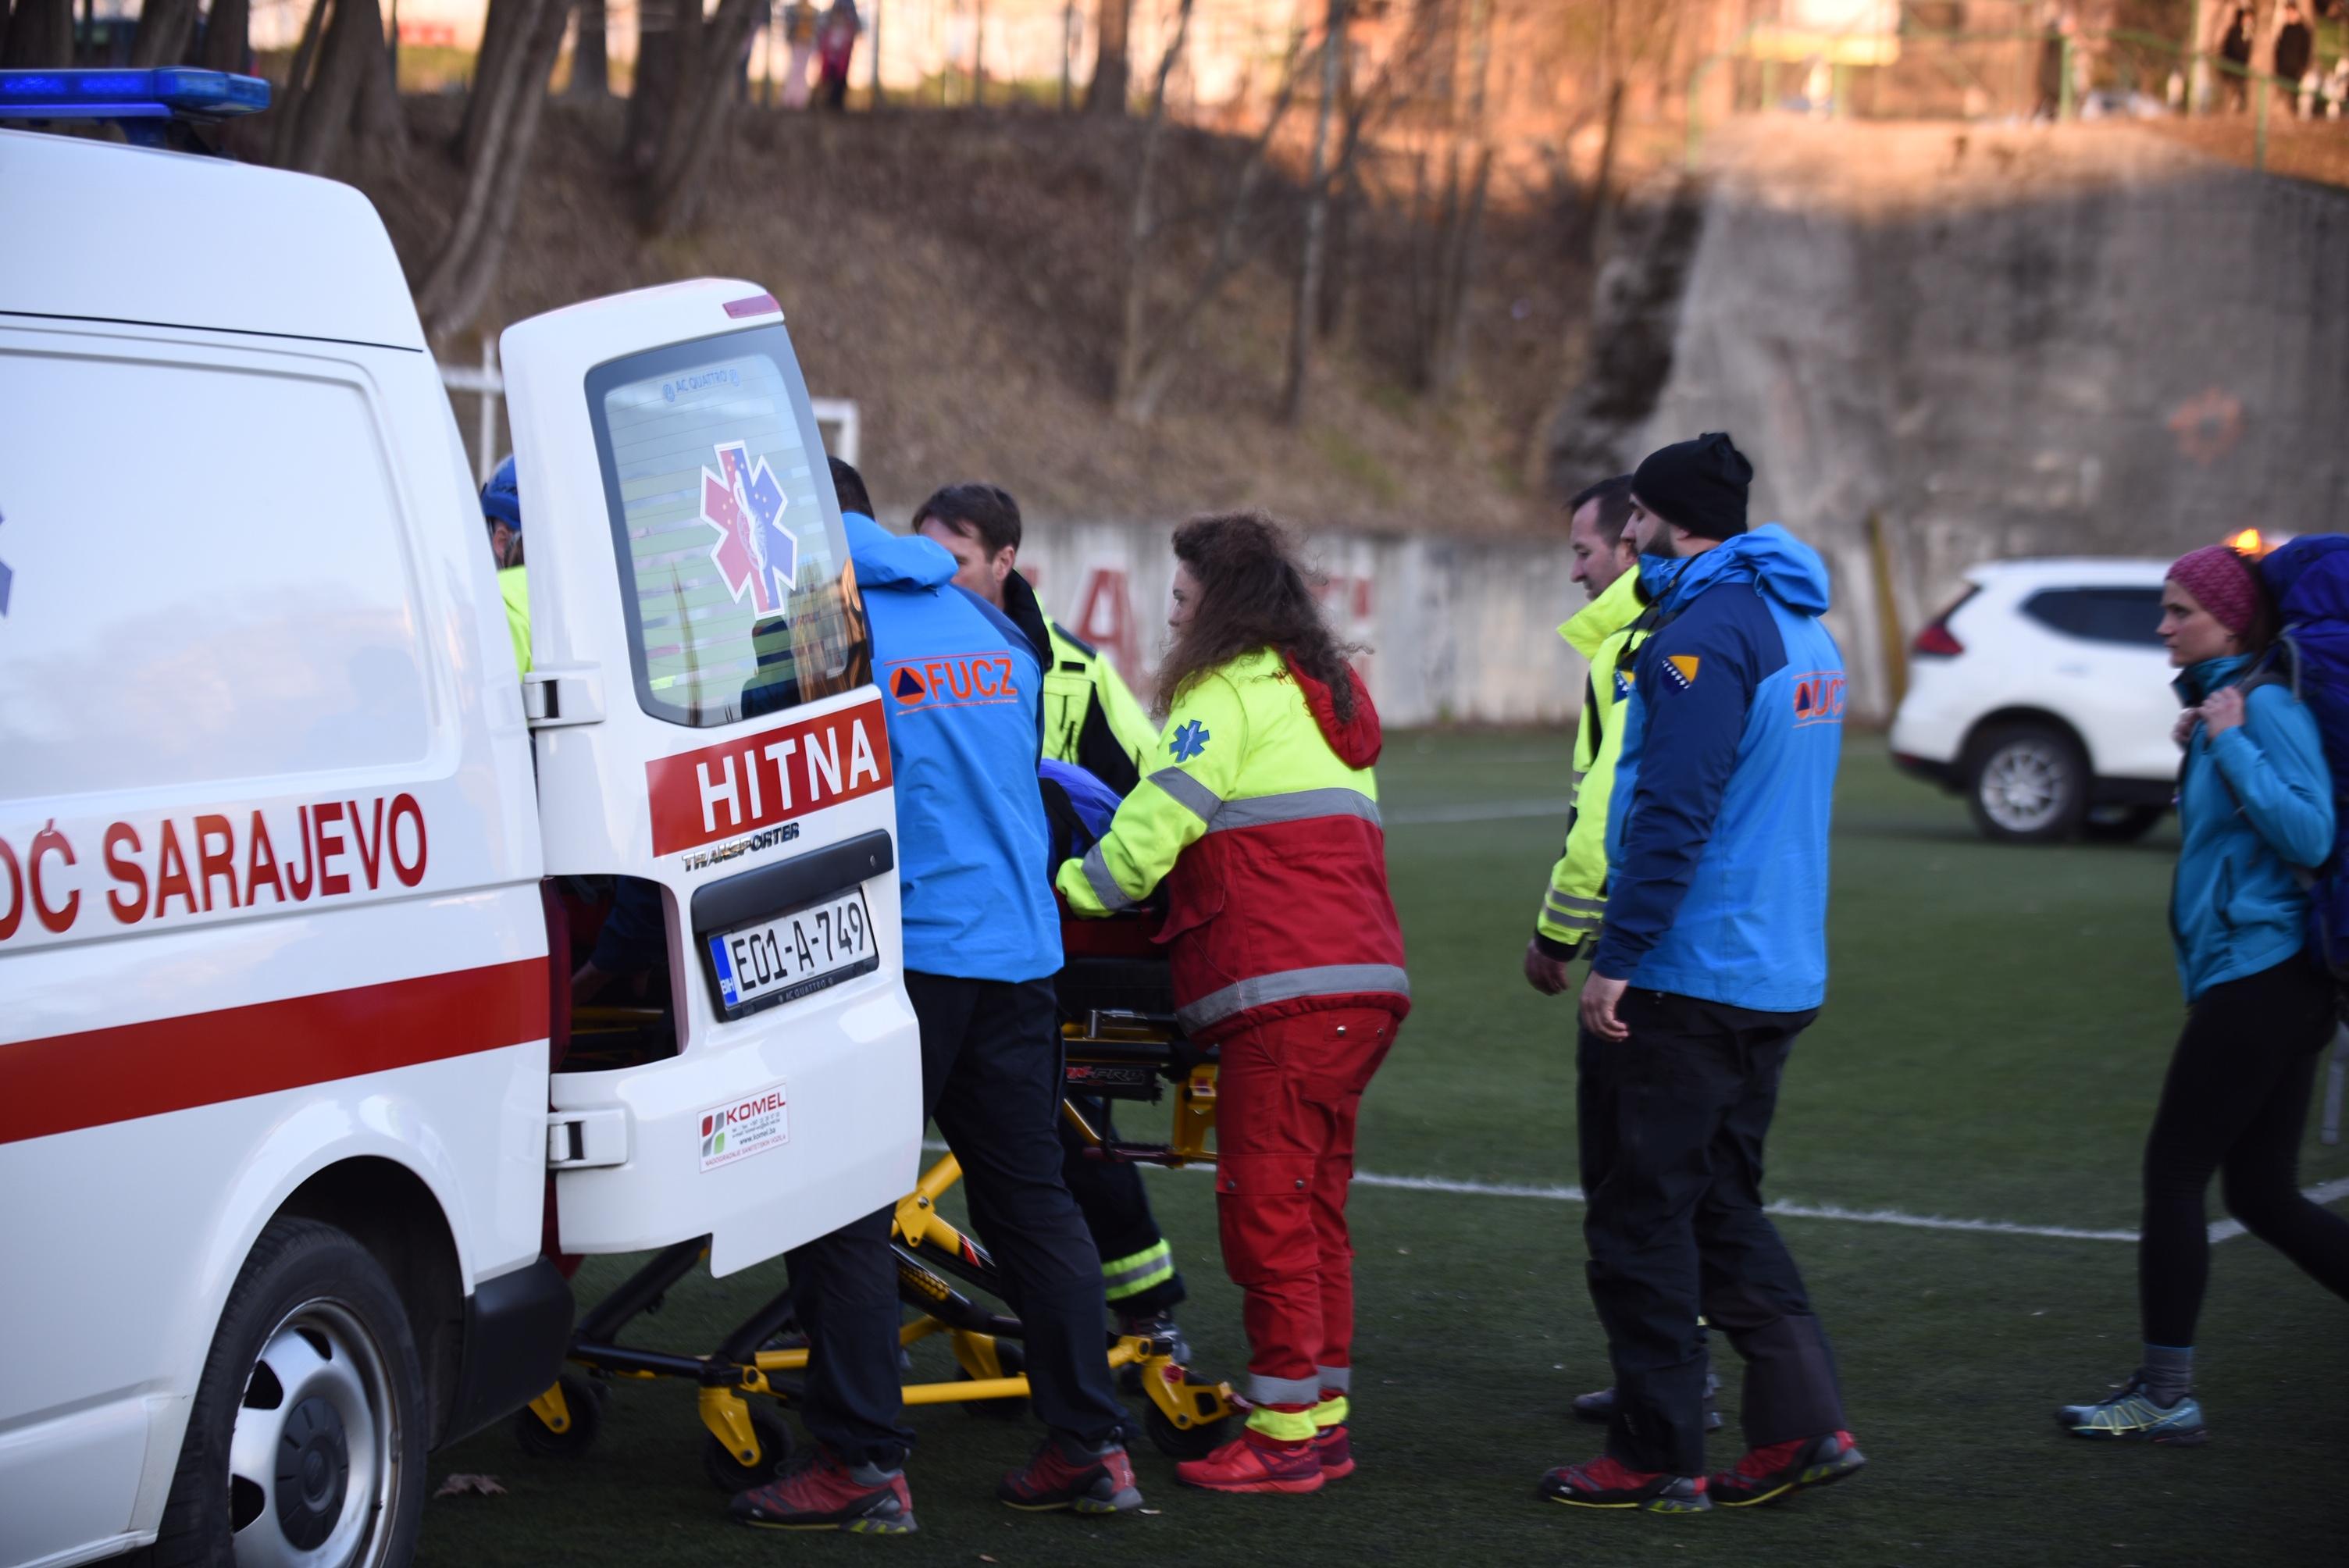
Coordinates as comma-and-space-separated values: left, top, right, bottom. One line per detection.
708, 889, 879, 1014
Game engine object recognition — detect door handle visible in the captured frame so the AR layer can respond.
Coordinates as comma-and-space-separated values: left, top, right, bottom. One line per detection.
524, 662, 606, 727
547, 1107, 629, 1169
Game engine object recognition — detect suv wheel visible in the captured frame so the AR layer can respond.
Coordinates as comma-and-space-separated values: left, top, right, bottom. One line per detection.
1966, 722, 2089, 843
150, 1217, 427, 1568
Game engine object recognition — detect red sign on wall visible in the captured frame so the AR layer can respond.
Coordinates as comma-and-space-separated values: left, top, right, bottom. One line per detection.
645, 698, 892, 857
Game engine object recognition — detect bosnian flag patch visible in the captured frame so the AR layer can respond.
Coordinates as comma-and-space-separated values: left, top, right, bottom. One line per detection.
1663, 654, 1701, 690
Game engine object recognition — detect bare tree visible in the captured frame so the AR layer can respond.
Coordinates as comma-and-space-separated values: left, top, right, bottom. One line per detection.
1279, 0, 1347, 427
626, 0, 679, 171
200, 0, 253, 73
458, 0, 533, 162
418, 0, 579, 336
640, 0, 768, 235
570, 0, 610, 96
1086, 0, 1132, 115
2, 0, 75, 66
273, 0, 408, 177
130, 0, 201, 66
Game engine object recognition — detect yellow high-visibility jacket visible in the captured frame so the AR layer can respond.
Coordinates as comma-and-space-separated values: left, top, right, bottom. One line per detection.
1040, 612, 1158, 790
1535, 568, 1650, 957
499, 564, 531, 676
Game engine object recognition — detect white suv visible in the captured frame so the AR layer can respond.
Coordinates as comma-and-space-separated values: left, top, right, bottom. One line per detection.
1890, 558, 2178, 843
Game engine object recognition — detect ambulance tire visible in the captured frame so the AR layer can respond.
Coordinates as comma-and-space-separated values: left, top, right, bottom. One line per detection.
150, 1217, 428, 1568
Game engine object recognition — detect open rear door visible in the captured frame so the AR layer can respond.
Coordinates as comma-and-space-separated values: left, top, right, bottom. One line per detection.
502, 280, 920, 1275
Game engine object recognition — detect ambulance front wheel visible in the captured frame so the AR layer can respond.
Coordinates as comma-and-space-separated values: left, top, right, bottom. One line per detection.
150, 1216, 428, 1568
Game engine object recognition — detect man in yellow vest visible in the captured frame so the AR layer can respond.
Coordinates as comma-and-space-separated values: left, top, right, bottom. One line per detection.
482, 455, 530, 675
913, 483, 1192, 1355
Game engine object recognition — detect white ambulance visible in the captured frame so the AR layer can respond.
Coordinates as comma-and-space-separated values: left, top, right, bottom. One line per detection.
0, 72, 921, 1568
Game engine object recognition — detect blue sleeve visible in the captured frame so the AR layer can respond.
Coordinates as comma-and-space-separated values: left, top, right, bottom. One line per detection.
2212, 686, 2336, 869
1590, 605, 1759, 981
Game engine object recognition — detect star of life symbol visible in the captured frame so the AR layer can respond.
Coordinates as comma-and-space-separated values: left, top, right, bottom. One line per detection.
1170, 720, 1210, 762
701, 441, 798, 615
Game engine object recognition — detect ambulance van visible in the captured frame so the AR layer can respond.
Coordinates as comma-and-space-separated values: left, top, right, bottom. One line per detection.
0, 73, 921, 1568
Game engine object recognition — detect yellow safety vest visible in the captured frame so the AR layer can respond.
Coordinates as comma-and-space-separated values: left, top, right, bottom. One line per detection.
499, 564, 531, 676
1535, 567, 1649, 954
1039, 612, 1157, 789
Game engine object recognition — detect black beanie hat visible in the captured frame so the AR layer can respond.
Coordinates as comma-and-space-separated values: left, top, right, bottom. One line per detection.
1631, 432, 1752, 540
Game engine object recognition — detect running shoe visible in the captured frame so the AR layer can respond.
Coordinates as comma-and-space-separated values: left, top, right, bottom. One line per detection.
1313, 1423, 1355, 1480
1176, 1431, 1325, 1495
1536, 1455, 1710, 1513
996, 1435, 1145, 1514
1707, 1430, 1867, 1506
2057, 1374, 2209, 1445
732, 1449, 918, 1534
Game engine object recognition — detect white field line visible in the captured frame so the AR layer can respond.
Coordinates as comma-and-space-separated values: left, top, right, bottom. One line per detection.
1382, 798, 1572, 825
925, 1142, 2349, 1244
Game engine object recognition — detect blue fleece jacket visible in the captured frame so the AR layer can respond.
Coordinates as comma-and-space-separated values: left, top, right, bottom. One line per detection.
846, 512, 1060, 983
2169, 654, 2333, 1003
1594, 525, 1845, 1013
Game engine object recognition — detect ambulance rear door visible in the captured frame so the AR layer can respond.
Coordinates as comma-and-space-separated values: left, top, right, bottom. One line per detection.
501, 280, 920, 1275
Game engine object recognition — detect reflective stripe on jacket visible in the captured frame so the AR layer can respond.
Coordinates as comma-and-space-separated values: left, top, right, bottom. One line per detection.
1054, 647, 1409, 1041
1535, 567, 1648, 955
1040, 610, 1158, 793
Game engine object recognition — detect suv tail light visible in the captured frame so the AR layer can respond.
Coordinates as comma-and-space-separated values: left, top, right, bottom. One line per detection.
1912, 585, 1979, 658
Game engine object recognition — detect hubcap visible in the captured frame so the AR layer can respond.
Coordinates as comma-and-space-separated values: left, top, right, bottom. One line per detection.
1980, 739, 2070, 832
228, 1300, 400, 1568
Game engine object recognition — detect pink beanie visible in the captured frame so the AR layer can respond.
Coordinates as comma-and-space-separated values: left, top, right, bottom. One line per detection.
2168, 544, 2262, 636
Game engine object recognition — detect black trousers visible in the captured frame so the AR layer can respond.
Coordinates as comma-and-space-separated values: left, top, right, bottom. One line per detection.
1059, 1096, 1187, 1317
1580, 989, 1844, 1477
2140, 954, 2349, 1346
910, 971, 1129, 1445
785, 1203, 914, 1470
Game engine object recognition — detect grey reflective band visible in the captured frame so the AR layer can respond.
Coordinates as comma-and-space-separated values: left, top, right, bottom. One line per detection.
1206, 786, 1381, 833
1147, 767, 1223, 822
1546, 894, 1606, 918
1315, 1364, 1353, 1393
1568, 768, 1587, 795
1246, 1373, 1326, 1406
1082, 843, 1137, 911
1176, 964, 1412, 1032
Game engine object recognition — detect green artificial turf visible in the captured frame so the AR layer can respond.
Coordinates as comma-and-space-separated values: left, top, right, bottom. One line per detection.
418, 736, 2349, 1566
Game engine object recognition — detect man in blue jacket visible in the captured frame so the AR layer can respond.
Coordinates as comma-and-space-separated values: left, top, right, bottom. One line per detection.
1538, 433, 1866, 1516
733, 462, 1141, 1534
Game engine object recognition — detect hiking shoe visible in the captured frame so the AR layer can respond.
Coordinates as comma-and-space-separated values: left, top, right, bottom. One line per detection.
1572, 1374, 1723, 1430
732, 1450, 918, 1534
1175, 1431, 1325, 1495
2057, 1374, 2209, 1445
1708, 1430, 1867, 1506
1314, 1423, 1355, 1480
1536, 1455, 1710, 1513
996, 1435, 1144, 1514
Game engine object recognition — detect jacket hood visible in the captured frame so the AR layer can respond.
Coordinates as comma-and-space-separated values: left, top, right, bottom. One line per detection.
843, 511, 956, 592
1559, 565, 1646, 657
1660, 523, 1832, 617
1285, 654, 1383, 769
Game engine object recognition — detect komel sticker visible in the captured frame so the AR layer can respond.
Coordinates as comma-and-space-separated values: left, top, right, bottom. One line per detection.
1170, 720, 1210, 761
1664, 654, 1700, 690
700, 1083, 790, 1172
702, 441, 799, 614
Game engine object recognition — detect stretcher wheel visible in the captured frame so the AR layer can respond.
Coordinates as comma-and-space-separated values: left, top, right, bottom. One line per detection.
703, 1406, 795, 1492
512, 1372, 603, 1459
1143, 1400, 1232, 1459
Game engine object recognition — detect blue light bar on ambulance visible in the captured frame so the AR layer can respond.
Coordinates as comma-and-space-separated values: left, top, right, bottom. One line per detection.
0, 68, 270, 122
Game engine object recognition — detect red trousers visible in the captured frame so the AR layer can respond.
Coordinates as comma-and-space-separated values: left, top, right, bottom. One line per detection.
1213, 1007, 1395, 1406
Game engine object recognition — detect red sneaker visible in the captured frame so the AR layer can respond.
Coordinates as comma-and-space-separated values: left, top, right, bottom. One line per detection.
732, 1450, 918, 1534
1707, 1430, 1866, 1507
1536, 1454, 1709, 1513
1313, 1423, 1355, 1480
996, 1436, 1144, 1514
1175, 1431, 1325, 1495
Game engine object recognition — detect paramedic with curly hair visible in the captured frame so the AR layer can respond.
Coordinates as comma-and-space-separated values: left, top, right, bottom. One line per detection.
1056, 512, 1410, 1496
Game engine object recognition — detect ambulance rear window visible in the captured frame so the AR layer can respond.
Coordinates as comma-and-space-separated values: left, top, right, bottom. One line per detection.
586, 326, 871, 728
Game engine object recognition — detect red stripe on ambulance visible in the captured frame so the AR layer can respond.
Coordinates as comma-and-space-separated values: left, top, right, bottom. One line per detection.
645, 697, 891, 857
0, 959, 549, 1146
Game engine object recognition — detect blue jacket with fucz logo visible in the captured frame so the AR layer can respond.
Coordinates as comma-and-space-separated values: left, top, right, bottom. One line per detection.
2169, 654, 2332, 1003
846, 512, 1060, 983
1593, 525, 1845, 1013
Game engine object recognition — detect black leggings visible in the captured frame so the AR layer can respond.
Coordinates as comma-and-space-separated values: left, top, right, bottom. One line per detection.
2140, 954, 2349, 1346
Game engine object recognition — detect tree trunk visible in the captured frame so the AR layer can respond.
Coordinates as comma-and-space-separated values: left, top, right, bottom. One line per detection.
2, 0, 74, 66
1111, 0, 1194, 416
1278, 0, 1346, 427
270, 0, 333, 168
288, 0, 383, 176
1085, 0, 1131, 116
459, 0, 533, 162
130, 0, 199, 66
626, 0, 677, 170
570, 0, 608, 96
356, 0, 408, 158
419, 0, 576, 337
200, 0, 252, 73
640, 0, 765, 236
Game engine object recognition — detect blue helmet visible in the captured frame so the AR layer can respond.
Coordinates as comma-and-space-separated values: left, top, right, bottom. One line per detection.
481, 454, 521, 530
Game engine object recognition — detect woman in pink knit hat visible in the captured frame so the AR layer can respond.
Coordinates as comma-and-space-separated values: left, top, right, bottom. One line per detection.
2057, 543, 2349, 1445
